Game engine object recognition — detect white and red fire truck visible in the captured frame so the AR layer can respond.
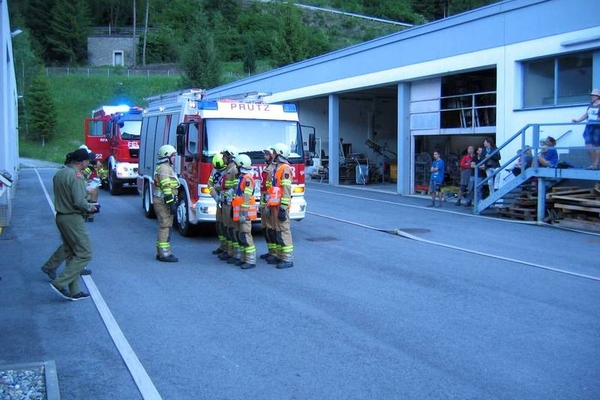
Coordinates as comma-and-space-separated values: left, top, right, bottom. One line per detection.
85, 105, 143, 194
136, 89, 307, 236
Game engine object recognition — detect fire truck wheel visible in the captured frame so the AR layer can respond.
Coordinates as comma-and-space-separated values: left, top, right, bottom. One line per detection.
176, 193, 198, 237
143, 183, 156, 219
108, 170, 123, 195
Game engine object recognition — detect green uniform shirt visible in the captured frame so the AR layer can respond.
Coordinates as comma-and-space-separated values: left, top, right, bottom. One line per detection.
53, 165, 94, 215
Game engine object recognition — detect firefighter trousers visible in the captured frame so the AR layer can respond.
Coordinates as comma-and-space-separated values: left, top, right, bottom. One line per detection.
269, 206, 293, 263
239, 220, 255, 264
153, 196, 174, 256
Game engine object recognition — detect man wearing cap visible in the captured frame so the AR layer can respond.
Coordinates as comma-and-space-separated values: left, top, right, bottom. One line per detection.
538, 136, 558, 168
44, 148, 97, 301
41, 149, 96, 279
572, 88, 600, 169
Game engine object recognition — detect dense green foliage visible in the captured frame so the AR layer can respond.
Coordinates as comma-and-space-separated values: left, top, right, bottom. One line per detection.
9, 0, 498, 160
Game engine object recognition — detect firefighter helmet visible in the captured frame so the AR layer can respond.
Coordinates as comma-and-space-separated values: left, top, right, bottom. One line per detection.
212, 153, 226, 170
236, 154, 252, 171
271, 143, 290, 158
222, 145, 238, 159
157, 144, 177, 159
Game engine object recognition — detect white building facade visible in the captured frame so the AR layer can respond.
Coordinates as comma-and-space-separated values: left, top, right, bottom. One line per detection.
206, 0, 600, 194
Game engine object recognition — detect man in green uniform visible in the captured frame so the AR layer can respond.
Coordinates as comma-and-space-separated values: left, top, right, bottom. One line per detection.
41, 150, 96, 279
45, 148, 98, 301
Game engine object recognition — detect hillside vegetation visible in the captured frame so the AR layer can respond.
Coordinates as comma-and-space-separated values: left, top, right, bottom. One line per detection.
20, 75, 181, 163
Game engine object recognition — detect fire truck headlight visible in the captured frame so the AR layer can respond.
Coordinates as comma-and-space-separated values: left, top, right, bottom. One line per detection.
293, 186, 305, 194
198, 206, 216, 215
290, 203, 305, 213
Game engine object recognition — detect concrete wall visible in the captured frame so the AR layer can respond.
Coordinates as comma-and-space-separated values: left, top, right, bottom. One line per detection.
88, 36, 139, 67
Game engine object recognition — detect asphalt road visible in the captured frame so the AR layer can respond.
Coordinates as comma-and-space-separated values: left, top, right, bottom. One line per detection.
1, 167, 599, 400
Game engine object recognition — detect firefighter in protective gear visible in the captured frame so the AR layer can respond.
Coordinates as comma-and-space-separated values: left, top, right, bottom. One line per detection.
218, 146, 240, 262
268, 143, 294, 269
233, 154, 257, 269
209, 153, 227, 255
153, 144, 180, 262
260, 148, 277, 261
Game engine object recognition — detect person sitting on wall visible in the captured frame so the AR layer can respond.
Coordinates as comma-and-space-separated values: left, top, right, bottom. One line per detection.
537, 136, 558, 168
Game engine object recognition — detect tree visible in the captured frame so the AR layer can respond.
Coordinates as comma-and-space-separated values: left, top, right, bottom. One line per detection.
271, 2, 309, 68
243, 38, 257, 75
28, 73, 57, 145
180, 30, 221, 89
46, 0, 92, 65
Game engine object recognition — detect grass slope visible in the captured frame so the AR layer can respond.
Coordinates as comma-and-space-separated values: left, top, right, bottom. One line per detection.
20, 75, 182, 163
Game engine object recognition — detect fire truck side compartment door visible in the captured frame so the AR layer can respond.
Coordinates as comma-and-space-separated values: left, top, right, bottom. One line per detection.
85, 118, 109, 161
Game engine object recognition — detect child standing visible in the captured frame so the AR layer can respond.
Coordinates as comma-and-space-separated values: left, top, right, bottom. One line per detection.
427, 150, 445, 208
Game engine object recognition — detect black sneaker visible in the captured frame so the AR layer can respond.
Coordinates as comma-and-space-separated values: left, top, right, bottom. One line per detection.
259, 253, 271, 260
70, 292, 90, 301
41, 267, 57, 281
218, 252, 231, 261
240, 263, 256, 270
227, 257, 240, 264
235, 259, 245, 266
211, 248, 224, 255
49, 283, 71, 300
80, 268, 92, 276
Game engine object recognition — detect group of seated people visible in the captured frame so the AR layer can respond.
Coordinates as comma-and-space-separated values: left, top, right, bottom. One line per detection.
511, 136, 558, 176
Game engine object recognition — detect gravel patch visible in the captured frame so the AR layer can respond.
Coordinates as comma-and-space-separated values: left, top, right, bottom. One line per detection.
0, 362, 59, 400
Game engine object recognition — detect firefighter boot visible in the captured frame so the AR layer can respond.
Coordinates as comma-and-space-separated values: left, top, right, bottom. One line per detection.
276, 253, 294, 269
227, 244, 242, 264
157, 247, 179, 263
240, 248, 256, 269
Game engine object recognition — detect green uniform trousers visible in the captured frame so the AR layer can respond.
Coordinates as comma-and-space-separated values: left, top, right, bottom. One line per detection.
53, 213, 92, 295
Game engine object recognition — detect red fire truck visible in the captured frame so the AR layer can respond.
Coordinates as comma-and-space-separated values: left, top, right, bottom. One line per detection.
136, 89, 307, 236
85, 105, 143, 194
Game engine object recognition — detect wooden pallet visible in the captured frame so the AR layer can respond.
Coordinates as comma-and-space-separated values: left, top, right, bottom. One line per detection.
497, 206, 536, 221
546, 183, 600, 230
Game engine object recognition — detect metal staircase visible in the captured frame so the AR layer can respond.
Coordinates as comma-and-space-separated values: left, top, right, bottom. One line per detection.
473, 122, 600, 222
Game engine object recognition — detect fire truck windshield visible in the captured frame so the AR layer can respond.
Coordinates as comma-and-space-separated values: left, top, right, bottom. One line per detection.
119, 120, 142, 140
202, 118, 303, 161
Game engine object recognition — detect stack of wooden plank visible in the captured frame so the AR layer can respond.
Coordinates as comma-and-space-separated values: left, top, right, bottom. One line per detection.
547, 183, 600, 232
496, 188, 538, 221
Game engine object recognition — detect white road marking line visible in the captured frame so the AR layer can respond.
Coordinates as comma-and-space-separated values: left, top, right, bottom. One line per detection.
83, 277, 163, 400
308, 211, 600, 282
37, 168, 162, 399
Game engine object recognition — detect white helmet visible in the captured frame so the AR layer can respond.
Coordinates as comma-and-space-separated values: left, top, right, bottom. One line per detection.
222, 145, 238, 160
79, 144, 91, 153
271, 143, 290, 158
157, 144, 177, 159
236, 154, 252, 171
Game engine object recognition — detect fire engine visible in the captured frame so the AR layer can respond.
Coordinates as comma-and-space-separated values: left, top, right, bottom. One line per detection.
85, 105, 143, 194
136, 89, 307, 237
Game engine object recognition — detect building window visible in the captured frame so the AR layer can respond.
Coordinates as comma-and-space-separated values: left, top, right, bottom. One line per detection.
523, 52, 593, 108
